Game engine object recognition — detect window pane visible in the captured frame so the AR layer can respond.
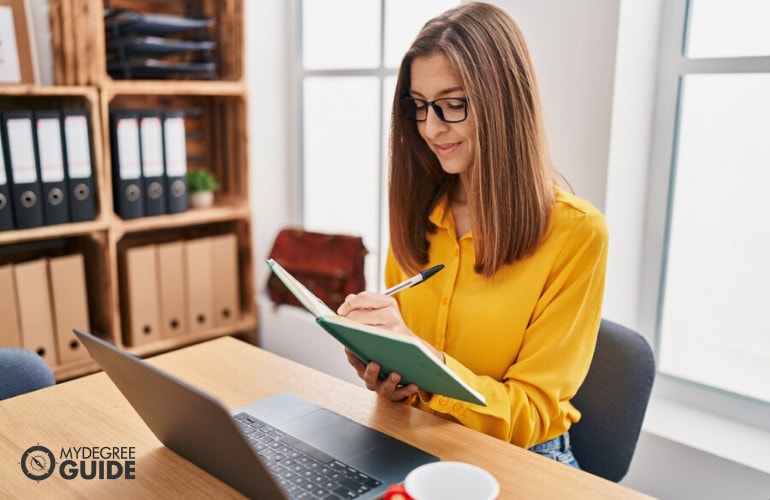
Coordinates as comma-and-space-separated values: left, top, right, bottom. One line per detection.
303, 77, 381, 271
302, 0, 380, 69
383, 0, 460, 68
659, 73, 770, 403
686, 0, 770, 58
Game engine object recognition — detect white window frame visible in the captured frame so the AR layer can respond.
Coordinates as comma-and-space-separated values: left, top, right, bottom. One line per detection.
644, 0, 770, 430
292, 1, 398, 291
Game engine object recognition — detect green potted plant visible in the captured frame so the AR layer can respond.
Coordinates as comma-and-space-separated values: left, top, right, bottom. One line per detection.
186, 169, 220, 208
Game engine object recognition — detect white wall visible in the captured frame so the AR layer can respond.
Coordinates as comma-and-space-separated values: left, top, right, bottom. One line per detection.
244, 1, 770, 497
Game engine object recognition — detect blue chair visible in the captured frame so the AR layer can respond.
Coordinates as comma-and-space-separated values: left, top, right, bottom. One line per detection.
0, 348, 56, 400
569, 319, 656, 482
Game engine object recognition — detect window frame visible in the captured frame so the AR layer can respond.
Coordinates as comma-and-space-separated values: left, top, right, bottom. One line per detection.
293, 0, 396, 291
644, 0, 770, 429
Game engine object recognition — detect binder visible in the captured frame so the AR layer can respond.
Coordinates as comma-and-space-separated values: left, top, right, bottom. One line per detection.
123, 244, 162, 345
14, 258, 58, 366
48, 254, 92, 363
34, 110, 71, 225
2, 111, 45, 229
0, 120, 16, 231
157, 240, 187, 337
0, 264, 22, 347
62, 109, 97, 222
139, 113, 167, 216
162, 111, 188, 214
211, 234, 240, 326
184, 237, 214, 333
110, 111, 144, 220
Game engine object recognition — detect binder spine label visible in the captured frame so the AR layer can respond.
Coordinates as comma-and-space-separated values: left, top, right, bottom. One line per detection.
163, 116, 187, 176
37, 118, 66, 183
64, 115, 93, 179
116, 118, 141, 179
140, 117, 165, 177
7, 118, 37, 184
0, 146, 6, 184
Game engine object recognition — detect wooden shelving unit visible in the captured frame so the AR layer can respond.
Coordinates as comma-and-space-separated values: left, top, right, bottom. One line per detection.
0, 0, 255, 381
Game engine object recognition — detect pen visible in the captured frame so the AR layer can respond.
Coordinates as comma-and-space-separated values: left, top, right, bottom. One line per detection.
384, 264, 445, 296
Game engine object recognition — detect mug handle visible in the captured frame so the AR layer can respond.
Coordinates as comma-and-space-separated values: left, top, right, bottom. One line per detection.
383, 483, 414, 500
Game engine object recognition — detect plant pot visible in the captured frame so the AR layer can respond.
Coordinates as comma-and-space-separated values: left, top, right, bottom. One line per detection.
189, 191, 215, 209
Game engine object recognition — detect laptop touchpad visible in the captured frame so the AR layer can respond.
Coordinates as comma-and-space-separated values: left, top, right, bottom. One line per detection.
281, 408, 387, 461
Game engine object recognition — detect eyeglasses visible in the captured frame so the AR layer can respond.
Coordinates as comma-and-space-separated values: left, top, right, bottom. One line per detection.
400, 97, 469, 123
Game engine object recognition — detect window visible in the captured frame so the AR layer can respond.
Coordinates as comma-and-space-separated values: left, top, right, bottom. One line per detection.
296, 0, 459, 290
647, 0, 770, 426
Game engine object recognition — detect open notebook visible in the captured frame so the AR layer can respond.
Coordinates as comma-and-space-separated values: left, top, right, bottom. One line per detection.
267, 259, 486, 406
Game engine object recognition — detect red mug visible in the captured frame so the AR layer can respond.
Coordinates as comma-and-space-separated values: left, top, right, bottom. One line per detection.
382, 462, 499, 500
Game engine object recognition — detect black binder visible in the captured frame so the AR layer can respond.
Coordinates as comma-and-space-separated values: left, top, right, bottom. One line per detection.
139, 112, 166, 216
0, 114, 16, 231
62, 109, 97, 222
2, 111, 45, 229
110, 111, 144, 220
34, 110, 71, 225
162, 111, 188, 214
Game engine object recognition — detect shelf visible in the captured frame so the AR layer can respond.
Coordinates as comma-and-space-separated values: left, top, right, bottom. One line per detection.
103, 79, 247, 97
0, 0, 254, 382
0, 85, 98, 98
51, 0, 244, 85
0, 219, 109, 246
112, 202, 250, 237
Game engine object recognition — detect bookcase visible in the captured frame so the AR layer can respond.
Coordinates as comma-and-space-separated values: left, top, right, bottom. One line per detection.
0, 0, 256, 381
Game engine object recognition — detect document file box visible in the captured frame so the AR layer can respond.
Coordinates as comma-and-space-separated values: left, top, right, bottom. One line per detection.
0, 264, 22, 347
0, 125, 15, 231
34, 110, 71, 225
184, 237, 214, 333
162, 111, 188, 214
62, 110, 97, 222
139, 113, 167, 216
157, 240, 187, 337
14, 258, 58, 366
110, 112, 144, 220
48, 254, 91, 363
122, 245, 162, 346
211, 234, 240, 326
2, 111, 45, 229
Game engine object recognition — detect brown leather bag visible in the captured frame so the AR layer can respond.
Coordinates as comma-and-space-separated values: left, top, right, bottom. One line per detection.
267, 228, 367, 311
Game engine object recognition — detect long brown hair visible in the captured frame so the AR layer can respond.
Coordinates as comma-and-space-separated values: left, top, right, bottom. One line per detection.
389, 2, 555, 277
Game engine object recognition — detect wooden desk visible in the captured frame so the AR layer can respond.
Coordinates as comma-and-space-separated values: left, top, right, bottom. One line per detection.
0, 337, 651, 498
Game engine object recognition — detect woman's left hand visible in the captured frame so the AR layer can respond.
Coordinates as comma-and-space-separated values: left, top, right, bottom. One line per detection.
344, 348, 419, 402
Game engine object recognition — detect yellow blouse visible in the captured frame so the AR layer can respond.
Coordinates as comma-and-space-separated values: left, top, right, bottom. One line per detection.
386, 187, 608, 449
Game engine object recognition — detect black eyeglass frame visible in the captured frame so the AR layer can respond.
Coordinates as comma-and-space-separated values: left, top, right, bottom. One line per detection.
400, 96, 470, 124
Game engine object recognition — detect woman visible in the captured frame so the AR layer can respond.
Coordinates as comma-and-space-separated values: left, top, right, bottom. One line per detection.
338, 2, 608, 467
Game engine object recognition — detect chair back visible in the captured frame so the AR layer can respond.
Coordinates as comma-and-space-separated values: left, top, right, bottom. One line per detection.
0, 348, 56, 400
570, 319, 655, 482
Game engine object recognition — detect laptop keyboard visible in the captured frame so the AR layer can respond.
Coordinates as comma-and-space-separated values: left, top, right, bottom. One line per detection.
234, 412, 384, 499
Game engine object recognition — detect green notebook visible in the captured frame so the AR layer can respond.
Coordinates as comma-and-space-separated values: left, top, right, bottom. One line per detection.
267, 259, 486, 406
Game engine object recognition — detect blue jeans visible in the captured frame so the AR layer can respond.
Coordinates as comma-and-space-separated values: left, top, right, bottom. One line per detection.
528, 432, 580, 469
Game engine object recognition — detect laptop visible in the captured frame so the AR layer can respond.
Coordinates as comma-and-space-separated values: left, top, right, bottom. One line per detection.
73, 329, 439, 499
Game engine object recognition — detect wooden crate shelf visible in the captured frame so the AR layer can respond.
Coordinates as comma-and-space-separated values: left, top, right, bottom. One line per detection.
0, 0, 254, 381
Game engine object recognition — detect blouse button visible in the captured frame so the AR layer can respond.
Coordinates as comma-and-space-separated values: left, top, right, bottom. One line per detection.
442, 297, 449, 305
453, 402, 463, 412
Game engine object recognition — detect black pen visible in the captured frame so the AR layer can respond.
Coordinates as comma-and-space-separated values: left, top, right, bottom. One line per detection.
384, 264, 445, 296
